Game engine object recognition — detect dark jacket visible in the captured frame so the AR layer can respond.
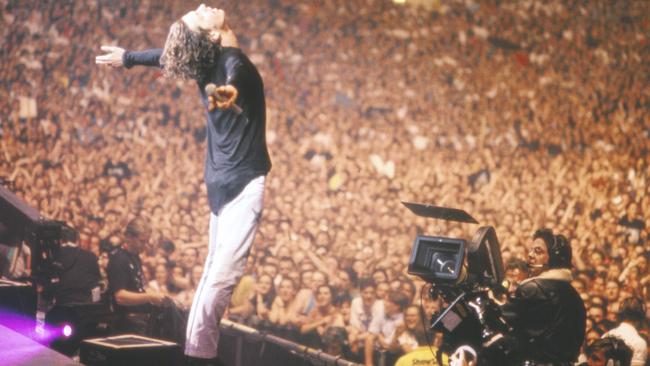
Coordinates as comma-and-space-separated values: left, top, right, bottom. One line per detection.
54, 244, 101, 304
501, 268, 586, 364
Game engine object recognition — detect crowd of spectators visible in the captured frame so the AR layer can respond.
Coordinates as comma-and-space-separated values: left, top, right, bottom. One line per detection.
1, 0, 648, 364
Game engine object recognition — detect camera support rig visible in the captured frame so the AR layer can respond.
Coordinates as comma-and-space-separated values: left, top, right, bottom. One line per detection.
402, 202, 516, 365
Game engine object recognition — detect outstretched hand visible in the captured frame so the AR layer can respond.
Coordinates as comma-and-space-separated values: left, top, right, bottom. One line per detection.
95, 45, 125, 67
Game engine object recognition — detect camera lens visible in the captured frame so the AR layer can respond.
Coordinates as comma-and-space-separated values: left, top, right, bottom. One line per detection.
432, 253, 456, 275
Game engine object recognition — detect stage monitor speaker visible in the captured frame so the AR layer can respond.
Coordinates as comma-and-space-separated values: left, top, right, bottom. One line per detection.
0, 280, 37, 329
80, 334, 181, 366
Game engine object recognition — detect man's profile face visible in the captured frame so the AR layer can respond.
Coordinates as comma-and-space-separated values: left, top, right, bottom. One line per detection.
182, 4, 225, 34
527, 238, 549, 276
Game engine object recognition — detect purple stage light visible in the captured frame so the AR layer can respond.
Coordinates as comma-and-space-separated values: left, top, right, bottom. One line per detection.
0, 309, 70, 343
62, 324, 73, 338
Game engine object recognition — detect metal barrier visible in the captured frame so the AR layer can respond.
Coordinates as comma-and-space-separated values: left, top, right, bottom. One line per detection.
218, 319, 364, 366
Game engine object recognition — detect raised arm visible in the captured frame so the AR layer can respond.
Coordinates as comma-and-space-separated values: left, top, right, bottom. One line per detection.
209, 54, 241, 110
95, 45, 163, 69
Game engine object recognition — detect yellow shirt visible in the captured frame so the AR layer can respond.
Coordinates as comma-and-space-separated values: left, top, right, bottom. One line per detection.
230, 275, 255, 307
394, 346, 448, 366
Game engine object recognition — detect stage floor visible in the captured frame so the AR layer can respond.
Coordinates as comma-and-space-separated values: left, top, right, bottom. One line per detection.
0, 324, 82, 366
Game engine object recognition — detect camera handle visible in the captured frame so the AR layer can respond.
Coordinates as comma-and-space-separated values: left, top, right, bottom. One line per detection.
430, 290, 467, 331
467, 295, 501, 346
468, 292, 517, 363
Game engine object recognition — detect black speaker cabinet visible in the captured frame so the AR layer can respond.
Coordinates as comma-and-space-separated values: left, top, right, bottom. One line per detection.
0, 280, 37, 329
80, 334, 181, 366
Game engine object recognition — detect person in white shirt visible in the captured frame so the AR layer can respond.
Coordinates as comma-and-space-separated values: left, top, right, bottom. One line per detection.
364, 290, 410, 366
350, 279, 383, 331
603, 296, 648, 366
349, 278, 384, 354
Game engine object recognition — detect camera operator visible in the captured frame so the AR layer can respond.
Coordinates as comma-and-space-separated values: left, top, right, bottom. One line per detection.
53, 224, 101, 304
500, 228, 586, 365
107, 217, 168, 334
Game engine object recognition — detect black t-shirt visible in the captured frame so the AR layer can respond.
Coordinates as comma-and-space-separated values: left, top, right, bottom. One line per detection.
107, 247, 149, 314
123, 47, 272, 214
55, 245, 101, 304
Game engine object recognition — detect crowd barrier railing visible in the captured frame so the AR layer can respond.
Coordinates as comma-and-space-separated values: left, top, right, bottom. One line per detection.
218, 319, 364, 366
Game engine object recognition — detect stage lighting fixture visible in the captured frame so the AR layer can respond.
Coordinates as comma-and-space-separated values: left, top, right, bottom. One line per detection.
62, 324, 73, 338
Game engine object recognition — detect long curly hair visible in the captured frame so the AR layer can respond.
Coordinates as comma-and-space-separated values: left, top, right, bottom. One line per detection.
160, 20, 221, 82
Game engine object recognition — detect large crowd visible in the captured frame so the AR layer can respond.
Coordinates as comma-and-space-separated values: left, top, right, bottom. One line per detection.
1, 0, 648, 364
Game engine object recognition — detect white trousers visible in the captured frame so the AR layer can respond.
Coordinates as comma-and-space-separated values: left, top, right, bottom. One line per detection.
185, 176, 265, 358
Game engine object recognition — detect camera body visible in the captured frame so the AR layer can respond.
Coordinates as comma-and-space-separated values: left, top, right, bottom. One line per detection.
408, 226, 504, 289
408, 235, 466, 284
408, 224, 515, 364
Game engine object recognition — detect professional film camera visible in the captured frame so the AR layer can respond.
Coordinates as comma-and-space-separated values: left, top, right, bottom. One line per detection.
403, 202, 516, 365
